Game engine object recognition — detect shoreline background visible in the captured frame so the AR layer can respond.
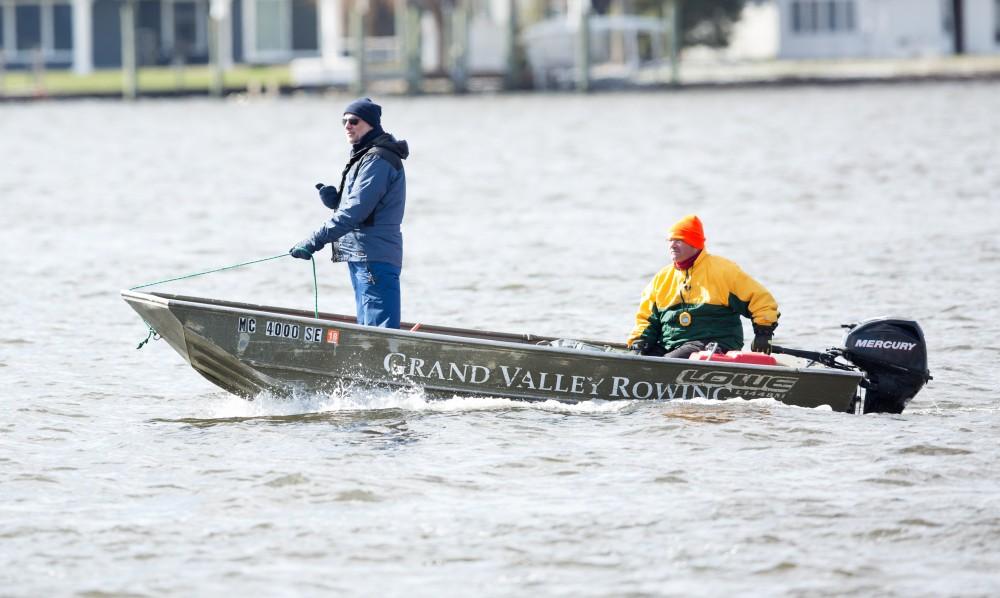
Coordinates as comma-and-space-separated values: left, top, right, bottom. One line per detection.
3, 54, 1000, 101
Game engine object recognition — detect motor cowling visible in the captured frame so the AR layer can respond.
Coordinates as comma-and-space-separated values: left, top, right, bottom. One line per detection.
841, 318, 931, 414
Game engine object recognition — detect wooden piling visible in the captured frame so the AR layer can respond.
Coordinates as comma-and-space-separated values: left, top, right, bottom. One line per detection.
664, 0, 682, 85
208, 0, 231, 97
32, 48, 47, 97
576, 0, 591, 92
209, 18, 223, 97
503, 0, 520, 90
403, 0, 422, 94
350, 0, 368, 95
450, 0, 469, 93
120, 0, 138, 100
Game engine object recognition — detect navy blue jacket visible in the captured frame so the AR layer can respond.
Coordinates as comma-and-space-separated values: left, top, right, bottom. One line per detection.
307, 133, 408, 268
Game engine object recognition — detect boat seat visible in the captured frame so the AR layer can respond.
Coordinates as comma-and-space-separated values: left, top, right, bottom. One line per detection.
689, 350, 780, 366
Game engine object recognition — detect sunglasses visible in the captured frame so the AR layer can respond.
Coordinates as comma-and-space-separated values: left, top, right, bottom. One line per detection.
342, 117, 360, 126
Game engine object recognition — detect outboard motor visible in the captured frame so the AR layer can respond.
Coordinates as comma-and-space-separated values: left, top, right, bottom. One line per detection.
840, 318, 932, 414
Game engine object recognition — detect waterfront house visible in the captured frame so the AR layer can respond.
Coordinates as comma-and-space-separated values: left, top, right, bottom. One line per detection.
0, 0, 391, 73
776, 0, 1000, 58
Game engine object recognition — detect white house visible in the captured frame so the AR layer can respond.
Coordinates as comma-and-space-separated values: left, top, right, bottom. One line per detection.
776, 0, 1000, 58
0, 0, 365, 74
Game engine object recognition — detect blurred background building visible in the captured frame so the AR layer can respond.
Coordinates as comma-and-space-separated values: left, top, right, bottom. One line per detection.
777, 0, 1000, 58
0, 0, 997, 80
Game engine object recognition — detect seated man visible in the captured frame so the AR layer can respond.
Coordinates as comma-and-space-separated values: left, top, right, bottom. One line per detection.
628, 215, 779, 359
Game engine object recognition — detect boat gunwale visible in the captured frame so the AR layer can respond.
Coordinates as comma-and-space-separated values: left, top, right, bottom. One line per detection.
121, 289, 863, 380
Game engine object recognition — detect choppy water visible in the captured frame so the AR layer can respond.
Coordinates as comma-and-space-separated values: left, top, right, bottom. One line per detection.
2, 82, 1000, 596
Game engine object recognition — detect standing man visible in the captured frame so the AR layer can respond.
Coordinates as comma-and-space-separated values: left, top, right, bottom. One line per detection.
628, 215, 779, 359
290, 98, 409, 328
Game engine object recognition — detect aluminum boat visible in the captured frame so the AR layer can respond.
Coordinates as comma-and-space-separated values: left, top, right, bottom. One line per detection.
122, 290, 931, 414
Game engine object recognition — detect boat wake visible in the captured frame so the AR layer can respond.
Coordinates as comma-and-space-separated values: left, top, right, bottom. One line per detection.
200, 388, 838, 422
204, 385, 635, 419
162, 391, 840, 429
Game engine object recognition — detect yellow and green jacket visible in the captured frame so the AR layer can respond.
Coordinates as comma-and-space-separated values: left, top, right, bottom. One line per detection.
628, 251, 779, 352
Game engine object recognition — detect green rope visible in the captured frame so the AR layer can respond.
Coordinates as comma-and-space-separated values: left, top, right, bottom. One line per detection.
136, 324, 160, 350
131, 252, 322, 349
310, 256, 319, 319
129, 253, 290, 290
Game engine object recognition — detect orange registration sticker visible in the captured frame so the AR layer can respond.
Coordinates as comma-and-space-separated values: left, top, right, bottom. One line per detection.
325, 329, 340, 344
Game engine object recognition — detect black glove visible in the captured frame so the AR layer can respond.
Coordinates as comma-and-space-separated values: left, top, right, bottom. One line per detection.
289, 237, 321, 260
316, 182, 340, 210
751, 323, 777, 354
629, 340, 650, 355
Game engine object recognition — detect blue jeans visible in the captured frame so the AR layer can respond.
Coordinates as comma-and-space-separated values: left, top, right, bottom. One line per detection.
348, 261, 401, 328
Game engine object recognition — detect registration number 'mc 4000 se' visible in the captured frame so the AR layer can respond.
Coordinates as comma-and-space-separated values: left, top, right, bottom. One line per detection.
237, 316, 322, 342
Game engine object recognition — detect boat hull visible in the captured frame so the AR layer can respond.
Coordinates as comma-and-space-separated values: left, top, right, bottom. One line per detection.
122, 290, 864, 413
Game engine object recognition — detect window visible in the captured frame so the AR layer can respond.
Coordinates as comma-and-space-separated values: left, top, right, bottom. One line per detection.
15, 4, 41, 51
54, 4, 73, 51
791, 0, 855, 34
136, 2, 160, 64
291, 0, 317, 51
0, 2, 73, 61
246, 0, 320, 62
791, 0, 816, 33
807, 0, 819, 31
175, 1, 197, 56
255, 0, 288, 52
823, 1, 836, 31
164, 1, 208, 60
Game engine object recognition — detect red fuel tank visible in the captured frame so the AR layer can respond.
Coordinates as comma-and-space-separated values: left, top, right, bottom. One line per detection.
689, 350, 780, 366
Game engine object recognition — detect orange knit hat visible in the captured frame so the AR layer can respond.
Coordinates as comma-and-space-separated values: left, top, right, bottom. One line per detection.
668, 214, 706, 249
